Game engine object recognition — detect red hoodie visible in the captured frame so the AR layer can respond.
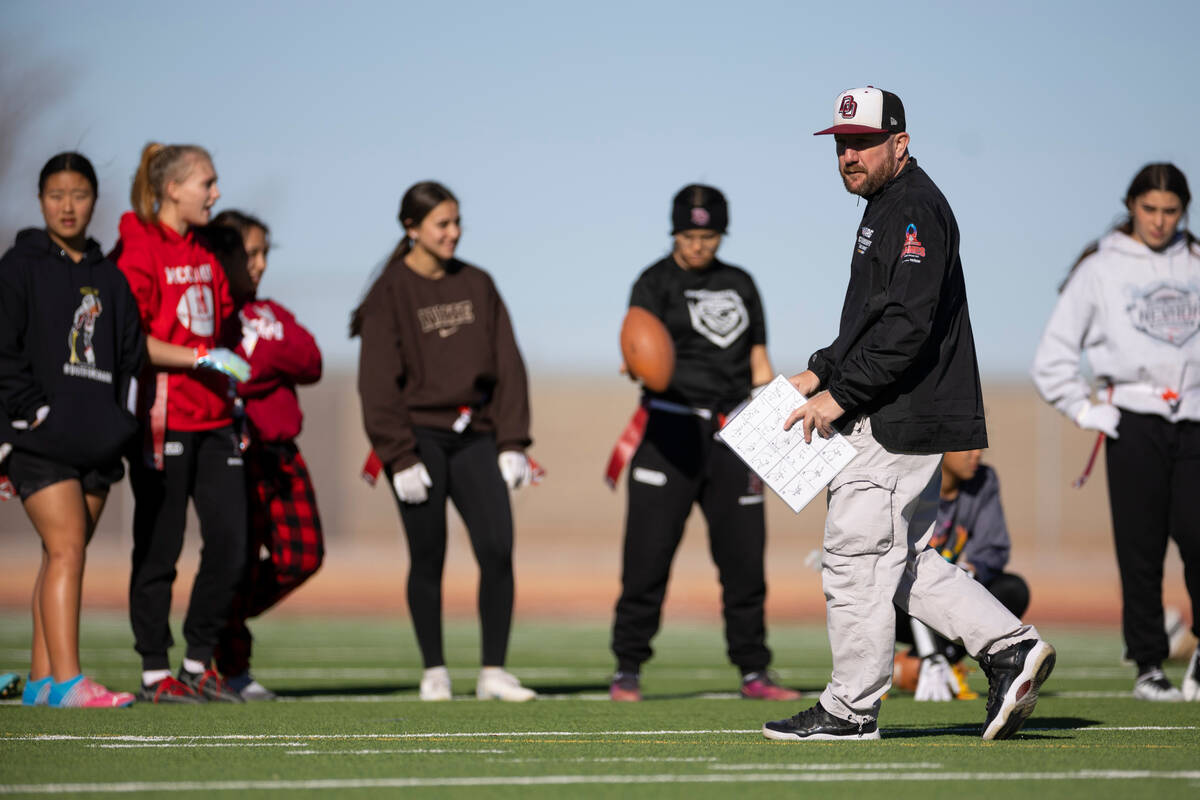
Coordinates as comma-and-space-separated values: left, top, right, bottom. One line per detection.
112, 211, 236, 431
234, 297, 322, 442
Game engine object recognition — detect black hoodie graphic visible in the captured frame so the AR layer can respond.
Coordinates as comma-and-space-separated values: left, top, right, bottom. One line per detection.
0, 228, 145, 469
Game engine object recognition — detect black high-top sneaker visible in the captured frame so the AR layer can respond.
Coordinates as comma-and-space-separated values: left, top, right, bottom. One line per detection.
979, 639, 1055, 740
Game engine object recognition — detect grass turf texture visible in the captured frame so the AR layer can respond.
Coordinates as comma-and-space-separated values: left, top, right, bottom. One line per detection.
0, 613, 1197, 798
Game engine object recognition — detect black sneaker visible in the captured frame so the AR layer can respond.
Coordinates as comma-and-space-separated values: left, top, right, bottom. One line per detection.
762, 702, 880, 741
1133, 667, 1182, 701
138, 675, 203, 704
177, 667, 245, 703
979, 639, 1055, 740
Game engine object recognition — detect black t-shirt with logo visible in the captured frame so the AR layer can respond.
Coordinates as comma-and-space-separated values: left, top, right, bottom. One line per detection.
629, 255, 766, 414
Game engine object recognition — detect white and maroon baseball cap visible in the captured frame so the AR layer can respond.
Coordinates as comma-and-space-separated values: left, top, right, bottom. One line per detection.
814, 86, 905, 136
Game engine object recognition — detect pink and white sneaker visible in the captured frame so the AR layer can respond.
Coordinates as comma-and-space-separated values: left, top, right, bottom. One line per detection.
740, 672, 803, 701
50, 676, 135, 708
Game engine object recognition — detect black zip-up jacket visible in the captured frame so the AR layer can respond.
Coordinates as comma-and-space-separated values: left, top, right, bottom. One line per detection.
808, 158, 987, 453
0, 228, 144, 469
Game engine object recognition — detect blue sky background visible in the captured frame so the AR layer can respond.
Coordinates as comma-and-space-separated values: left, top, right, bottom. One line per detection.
3, 0, 1198, 379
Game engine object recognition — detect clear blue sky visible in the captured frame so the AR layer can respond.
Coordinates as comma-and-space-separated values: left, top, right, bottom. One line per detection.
3, 0, 1197, 378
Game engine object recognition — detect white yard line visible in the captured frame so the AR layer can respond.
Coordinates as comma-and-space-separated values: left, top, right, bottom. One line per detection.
4, 725, 1195, 746
4, 770, 1200, 794
711, 762, 944, 771
285, 749, 510, 755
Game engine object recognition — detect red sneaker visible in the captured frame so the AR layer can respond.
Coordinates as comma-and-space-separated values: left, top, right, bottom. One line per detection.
138, 675, 202, 704
740, 672, 802, 701
609, 671, 642, 702
177, 668, 245, 703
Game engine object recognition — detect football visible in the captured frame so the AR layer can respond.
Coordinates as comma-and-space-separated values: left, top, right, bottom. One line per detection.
892, 650, 920, 692
620, 307, 675, 392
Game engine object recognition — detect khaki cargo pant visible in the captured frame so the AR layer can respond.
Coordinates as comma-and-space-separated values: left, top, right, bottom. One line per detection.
818, 418, 1037, 724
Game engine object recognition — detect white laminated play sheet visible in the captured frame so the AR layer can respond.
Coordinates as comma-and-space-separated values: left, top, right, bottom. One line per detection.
717, 374, 858, 513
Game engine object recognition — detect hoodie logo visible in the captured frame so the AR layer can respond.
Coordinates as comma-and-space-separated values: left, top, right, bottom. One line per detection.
239, 303, 284, 358
177, 285, 215, 336
684, 288, 749, 349
62, 287, 112, 384
418, 300, 475, 339
1127, 283, 1200, 346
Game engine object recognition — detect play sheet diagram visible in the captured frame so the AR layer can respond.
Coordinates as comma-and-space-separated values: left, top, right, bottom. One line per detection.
717, 374, 857, 513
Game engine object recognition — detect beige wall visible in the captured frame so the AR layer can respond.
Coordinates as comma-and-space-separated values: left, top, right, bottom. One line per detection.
0, 373, 1189, 622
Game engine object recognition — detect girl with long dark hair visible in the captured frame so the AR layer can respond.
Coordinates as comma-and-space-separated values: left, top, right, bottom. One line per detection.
353, 181, 536, 701
1033, 162, 1200, 701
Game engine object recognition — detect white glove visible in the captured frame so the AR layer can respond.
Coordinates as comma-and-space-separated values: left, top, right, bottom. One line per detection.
0, 442, 11, 466
194, 346, 252, 383
914, 654, 956, 702
1075, 403, 1120, 439
392, 462, 432, 504
498, 451, 532, 490
10, 404, 50, 430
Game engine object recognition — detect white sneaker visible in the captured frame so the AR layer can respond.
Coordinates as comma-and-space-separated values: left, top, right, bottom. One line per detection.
1183, 648, 1199, 701
476, 668, 535, 702
1133, 668, 1183, 701
420, 666, 452, 701
225, 672, 277, 701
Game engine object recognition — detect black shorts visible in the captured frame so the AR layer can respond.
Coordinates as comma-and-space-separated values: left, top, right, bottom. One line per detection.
5, 450, 125, 501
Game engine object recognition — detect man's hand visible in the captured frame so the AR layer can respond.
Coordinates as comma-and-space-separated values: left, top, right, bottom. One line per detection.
783, 390, 845, 443
788, 370, 821, 397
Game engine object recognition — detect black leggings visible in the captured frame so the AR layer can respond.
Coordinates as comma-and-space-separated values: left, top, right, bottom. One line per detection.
129, 427, 248, 670
1105, 411, 1200, 668
389, 427, 515, 668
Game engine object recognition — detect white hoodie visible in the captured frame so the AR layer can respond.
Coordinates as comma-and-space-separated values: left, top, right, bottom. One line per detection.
1032, 230, 1200, 423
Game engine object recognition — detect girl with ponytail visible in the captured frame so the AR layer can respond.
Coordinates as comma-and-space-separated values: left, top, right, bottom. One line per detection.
353, 181, 538, 702
1032, 162, 1200, 702
110, 142, 251, 704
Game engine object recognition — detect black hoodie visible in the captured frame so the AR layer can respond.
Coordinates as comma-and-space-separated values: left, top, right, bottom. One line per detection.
0, 228, 144, 469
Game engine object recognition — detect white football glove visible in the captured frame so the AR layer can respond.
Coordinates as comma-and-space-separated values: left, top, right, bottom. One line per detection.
10, 404, 50, 431
392, 462, 433, 504
0, 442, 11, 466
498, 451, 532, 490
914, 654, 956, 702
1074, 403, 1120, 439
194, 346, 252, 383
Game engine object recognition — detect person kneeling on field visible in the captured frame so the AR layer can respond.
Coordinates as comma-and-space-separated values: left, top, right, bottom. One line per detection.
891, 450, 1031, 701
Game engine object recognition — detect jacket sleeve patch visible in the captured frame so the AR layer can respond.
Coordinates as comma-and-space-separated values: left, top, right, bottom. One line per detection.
900, 223, 926, 263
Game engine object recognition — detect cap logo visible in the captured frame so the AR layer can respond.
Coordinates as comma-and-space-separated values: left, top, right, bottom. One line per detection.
838, 95, 858, 119
691, 207, 710, 226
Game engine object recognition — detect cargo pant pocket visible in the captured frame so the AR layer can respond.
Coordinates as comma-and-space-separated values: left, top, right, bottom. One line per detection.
824, 470, 898, 557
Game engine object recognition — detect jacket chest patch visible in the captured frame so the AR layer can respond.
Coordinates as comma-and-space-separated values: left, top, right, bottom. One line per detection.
1127, 283, 1200, 346
856, 225, 874, 255
684, 288, 748, 349
418, 300, 475, 338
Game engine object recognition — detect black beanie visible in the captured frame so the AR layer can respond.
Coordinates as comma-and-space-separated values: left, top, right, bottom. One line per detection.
671, 184, 728, 234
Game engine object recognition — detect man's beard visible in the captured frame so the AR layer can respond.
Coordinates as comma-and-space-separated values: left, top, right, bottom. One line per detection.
840, 152, 896, 198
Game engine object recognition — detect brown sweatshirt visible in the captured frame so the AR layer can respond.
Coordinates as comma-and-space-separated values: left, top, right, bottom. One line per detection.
357, 257, 531, 472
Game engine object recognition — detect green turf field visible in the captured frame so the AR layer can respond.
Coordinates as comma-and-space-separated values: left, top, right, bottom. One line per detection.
0, 613, 1197, 798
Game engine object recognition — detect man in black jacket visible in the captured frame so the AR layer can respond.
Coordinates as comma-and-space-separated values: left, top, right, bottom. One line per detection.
762, 87, 1055, 742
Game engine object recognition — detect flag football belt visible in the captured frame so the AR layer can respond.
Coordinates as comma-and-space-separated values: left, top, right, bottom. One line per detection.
604, 399, 725, 489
